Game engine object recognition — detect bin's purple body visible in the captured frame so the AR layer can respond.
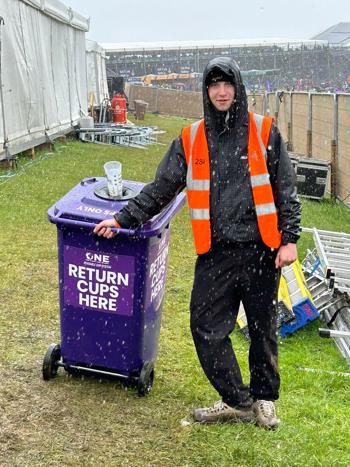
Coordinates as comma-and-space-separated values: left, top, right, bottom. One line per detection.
48, 177, 185, 377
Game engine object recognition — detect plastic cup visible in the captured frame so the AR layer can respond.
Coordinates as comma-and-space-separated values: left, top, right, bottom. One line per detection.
104, 161, 123, 197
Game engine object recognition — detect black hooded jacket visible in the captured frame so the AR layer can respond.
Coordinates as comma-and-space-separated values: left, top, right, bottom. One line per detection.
115, 57, 301, 247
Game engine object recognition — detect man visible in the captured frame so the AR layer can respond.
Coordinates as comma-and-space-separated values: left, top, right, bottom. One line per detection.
94, 57, 301, 429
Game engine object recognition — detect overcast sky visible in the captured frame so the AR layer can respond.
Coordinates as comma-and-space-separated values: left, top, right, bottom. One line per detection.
66, 0, 350, 44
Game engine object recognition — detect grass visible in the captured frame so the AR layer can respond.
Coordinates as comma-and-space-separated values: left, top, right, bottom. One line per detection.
1, 114, 350, 466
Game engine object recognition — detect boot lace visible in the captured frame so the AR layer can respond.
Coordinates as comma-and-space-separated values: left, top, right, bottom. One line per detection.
256, 400, 275, 418
205, 400, 228, 414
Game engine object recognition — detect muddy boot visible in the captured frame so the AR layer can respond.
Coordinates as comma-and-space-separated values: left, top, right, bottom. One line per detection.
193, 400, 254, 423
253, 400, 280, 429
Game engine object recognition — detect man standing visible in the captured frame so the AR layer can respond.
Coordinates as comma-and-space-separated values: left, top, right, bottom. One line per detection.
94, 57, 301, 429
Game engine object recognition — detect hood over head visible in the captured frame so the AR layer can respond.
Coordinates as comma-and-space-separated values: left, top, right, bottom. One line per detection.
202, 56, 248, 134
205, 68, 235, 87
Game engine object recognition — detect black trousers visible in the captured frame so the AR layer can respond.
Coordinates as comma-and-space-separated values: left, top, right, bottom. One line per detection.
190, 242, 281, 407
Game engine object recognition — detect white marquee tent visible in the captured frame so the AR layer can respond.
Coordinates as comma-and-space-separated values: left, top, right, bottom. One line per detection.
86, 39, 109, 110
0, 0, 90, 160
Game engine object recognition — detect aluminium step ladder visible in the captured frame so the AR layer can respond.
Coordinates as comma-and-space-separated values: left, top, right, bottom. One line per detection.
302, 227, 350, 296
302, 228, 350, 366
319, 298, 350, 366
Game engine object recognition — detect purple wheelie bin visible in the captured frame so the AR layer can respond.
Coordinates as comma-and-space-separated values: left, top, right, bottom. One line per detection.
43, 176, 185, 395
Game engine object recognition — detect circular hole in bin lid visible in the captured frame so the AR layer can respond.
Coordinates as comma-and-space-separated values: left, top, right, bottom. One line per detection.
94, 182, 140, 201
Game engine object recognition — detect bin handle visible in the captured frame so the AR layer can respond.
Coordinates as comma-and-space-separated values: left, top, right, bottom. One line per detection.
157, 223, 169, 238
80, 177, 98, 185
52, 216, 137, 235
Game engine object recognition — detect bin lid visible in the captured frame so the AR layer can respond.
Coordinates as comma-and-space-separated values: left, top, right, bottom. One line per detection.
47, 177, 186, 237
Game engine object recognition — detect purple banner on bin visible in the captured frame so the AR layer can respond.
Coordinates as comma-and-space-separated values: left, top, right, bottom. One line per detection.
63, 245, 135, 315
144, 228, 170, 312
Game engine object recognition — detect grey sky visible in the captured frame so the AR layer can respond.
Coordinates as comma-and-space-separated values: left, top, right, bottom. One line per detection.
66, 0, 350, 43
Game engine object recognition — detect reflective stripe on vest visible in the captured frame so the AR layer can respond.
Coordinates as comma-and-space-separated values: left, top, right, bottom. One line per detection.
181, 113, 281, 254
189, 208, 210, 220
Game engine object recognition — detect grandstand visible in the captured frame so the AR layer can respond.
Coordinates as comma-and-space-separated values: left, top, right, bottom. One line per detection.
312, 22, 350, 45
102, 27, 350, 93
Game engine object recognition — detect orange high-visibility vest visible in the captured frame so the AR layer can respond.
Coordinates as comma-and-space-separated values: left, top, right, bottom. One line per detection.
181, 112, 281, 255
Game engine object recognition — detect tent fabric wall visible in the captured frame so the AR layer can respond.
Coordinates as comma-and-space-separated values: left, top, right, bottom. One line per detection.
0, 17, 4, 155
86, 40, 109, 108
0, 0, 89, 160
21, 0, 89, 30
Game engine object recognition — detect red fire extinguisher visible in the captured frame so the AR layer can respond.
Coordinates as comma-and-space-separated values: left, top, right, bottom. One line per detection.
111, 93, 127, 124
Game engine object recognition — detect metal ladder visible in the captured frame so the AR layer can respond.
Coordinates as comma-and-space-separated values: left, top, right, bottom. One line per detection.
303, 275, 350, 366
282, 262, 310, 306
302, 228, 350, 296
302, 227, 350, 365
78, 124, 162, 149
319, 298, 350, 365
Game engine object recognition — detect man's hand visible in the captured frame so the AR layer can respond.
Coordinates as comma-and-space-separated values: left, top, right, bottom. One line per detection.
93, 218, 120, 239
275, 243, 298, 269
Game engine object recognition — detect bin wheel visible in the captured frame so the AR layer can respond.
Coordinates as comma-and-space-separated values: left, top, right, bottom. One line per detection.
42, 343, 61, 380
137, 361, 155, 396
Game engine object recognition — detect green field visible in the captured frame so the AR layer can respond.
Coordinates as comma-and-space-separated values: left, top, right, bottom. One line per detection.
1, 115, 350, 466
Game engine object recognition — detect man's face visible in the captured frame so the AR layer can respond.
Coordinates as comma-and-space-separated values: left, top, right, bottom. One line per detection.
208, 81, 235, 111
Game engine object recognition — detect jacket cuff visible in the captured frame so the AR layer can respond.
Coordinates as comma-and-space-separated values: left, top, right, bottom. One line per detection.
114, 214, 123, 227
281, 232, 299, 245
